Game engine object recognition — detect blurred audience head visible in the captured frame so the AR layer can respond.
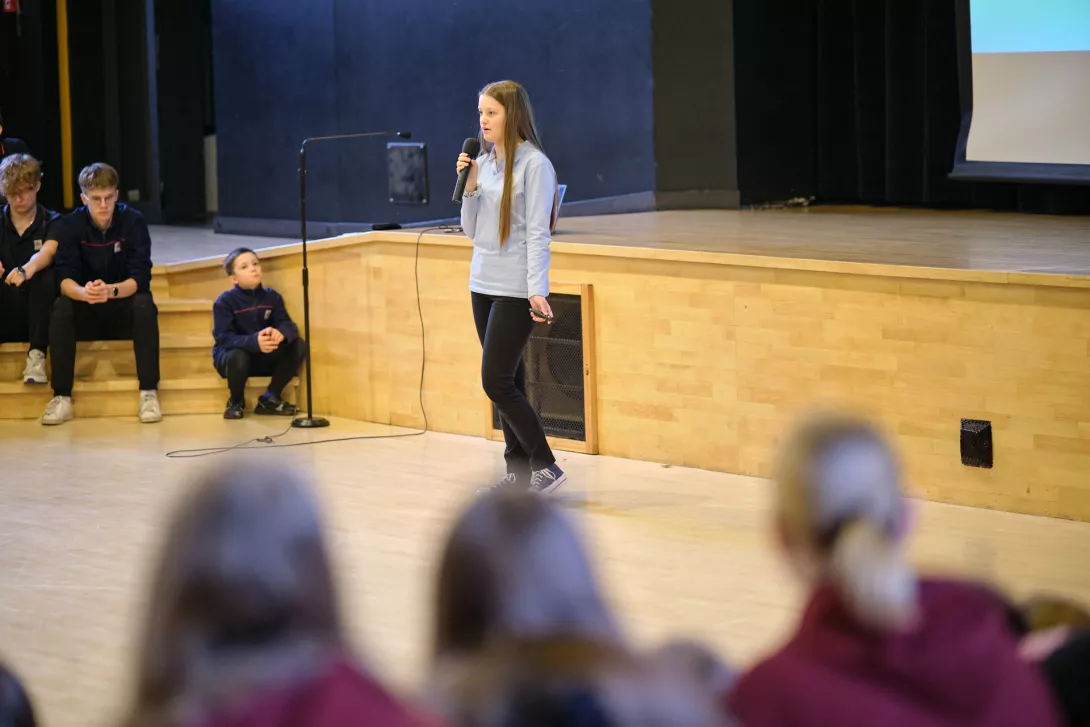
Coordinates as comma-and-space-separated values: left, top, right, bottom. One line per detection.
775, 411, 917, 630
432, 490, 618, 662
1022, 594, 1090, 633
435, 635, 732, 727
125, 458, 344, 727
0, 660, 36, 727
651, 637, 734, 696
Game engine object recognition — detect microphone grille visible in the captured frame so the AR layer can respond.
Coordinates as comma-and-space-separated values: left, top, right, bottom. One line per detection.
462, 137, 481, 156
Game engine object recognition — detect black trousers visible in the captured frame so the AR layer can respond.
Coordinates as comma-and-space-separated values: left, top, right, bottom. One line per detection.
471, 292, 555, 476
1042, 628, 1090, 727
0, 267, 56, 352
215, 338, 308, 403
50, 292, 161, 397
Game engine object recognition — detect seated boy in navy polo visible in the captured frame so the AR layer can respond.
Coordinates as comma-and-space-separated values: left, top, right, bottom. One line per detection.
0, 153, 60, 384
212, 247, 307, 419
46, 162, 161, 426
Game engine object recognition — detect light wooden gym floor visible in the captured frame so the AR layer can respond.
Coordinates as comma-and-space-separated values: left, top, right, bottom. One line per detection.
3, 415, 1090, 725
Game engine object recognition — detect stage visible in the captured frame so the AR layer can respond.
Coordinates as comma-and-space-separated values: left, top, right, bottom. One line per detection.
153, 206, 1090, 522
551, 207, 1090, 277
4, 206, 1090, 724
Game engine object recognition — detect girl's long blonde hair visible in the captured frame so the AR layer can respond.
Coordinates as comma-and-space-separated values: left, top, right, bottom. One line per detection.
479, 80, 558, 246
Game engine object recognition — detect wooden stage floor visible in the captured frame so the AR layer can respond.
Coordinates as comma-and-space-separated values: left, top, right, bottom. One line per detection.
549, 207, 1090, 278
4, 415, 1090, 725
153, 206, 1090, 280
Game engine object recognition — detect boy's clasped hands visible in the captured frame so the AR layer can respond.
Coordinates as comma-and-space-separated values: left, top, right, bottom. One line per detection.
258, 327, 283, 353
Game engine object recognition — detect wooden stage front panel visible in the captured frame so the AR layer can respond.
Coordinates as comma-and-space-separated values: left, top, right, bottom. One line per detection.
162, 209, 1090, 521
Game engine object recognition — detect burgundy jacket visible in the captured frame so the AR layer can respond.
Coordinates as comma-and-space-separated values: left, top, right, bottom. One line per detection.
729, 579, 1060, 727
195, 659, 441, 727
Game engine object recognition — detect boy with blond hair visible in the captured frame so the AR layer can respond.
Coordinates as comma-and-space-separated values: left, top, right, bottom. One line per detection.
0, 153, 61, 383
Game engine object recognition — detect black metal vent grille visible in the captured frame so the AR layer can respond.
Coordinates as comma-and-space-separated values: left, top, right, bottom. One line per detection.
960, 418, 993, 469
492, 292, 586, 442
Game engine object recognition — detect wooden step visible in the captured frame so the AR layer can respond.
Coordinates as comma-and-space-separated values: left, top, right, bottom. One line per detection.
156, 299, 215, 335
73, 336, 216, 381
0, 343, 32, 380
0, 297, 213, 351
0, 335, 219, 381
0, 376, 298, 420
151, 272, 170, 301
0, 298, 217, 380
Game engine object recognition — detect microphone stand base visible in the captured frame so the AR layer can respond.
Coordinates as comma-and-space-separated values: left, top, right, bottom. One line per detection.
292, 416, 331, 429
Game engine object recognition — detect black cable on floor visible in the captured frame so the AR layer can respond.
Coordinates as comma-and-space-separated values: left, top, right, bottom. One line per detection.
164, 225, 460, 458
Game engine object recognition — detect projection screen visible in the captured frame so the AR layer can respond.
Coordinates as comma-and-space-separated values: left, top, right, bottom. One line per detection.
952, 0, 1090, 183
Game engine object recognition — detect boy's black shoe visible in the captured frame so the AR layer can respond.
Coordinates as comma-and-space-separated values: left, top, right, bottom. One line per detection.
254, 393, 298, 416
224, 399, 245, 420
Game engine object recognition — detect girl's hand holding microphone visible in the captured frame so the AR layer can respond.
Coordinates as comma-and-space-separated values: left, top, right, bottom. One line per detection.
456, 153, 478, 193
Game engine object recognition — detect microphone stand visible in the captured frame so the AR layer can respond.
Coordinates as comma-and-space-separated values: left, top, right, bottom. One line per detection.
292, 129, 412, 429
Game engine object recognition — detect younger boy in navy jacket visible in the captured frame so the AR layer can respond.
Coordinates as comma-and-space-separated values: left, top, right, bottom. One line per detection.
212, 248, 307, 419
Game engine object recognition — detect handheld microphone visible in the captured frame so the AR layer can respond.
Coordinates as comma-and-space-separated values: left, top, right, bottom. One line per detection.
452, 137, 482, 203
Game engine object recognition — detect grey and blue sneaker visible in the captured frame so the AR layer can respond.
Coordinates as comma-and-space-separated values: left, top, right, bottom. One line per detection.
529, 464, 567, 495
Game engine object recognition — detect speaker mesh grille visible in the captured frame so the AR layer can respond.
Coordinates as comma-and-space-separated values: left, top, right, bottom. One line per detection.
960, 418, 993, 468
491, 293, 586, 442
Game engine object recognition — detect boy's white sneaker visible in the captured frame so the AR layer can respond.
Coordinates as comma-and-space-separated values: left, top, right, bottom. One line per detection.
138, 390, 162, 423
22, 349, 48, 384
41, 396, 73, 425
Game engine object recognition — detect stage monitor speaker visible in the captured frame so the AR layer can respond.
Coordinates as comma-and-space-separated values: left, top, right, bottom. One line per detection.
388, 142, 428, 205
485, 283, 598, 454
961, 418, 993, 468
